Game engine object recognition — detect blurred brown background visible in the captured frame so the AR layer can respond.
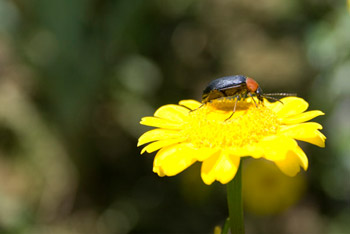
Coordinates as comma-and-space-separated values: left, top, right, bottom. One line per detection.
0, 0, 348, 233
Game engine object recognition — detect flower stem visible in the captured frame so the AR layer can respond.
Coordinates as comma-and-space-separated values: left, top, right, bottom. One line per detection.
226, 163, 244, 234
221, 218, 230, 234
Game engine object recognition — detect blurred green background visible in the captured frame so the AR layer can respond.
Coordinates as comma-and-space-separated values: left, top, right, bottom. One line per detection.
0, 0, 348, 233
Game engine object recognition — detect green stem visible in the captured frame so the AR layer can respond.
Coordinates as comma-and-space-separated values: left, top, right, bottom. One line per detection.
226, 163, 244, 234
221, 218, 230, 234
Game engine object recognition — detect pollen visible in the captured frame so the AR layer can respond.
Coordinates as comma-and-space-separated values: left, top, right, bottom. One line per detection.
183, 99, 279, 148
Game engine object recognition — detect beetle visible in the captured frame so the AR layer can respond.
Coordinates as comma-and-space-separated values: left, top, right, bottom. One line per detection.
202, 75, 263, 104
201, 75, 294, 119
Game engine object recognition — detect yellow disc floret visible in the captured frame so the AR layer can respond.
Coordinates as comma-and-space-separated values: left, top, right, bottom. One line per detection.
184, 99, 279, 148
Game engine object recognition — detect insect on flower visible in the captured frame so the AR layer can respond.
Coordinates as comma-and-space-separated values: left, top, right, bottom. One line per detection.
201, 75, 295, 119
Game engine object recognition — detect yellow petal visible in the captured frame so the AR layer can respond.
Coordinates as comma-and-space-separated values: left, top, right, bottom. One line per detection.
196, 148, 220, 161
259, 135, 298, 161
179, 99, 202, 110
274, 150, 305, 176
201, 151, 240, 185
279, 122, 326, 147
280, 110, 325, 125
227, 145, 263, 159
179, 144, 219, 161
141, 138, 184, 154
141, 139, 217, 158
140, 116, 182, 129
263, 98, 284, 112
275, 97, 309, 117
138, 129, 180, 146
154, 104, 189, 122
153, 144, 197, 176
294, 145, 308, 170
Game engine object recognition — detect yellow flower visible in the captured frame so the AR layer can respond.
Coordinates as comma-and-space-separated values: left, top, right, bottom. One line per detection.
138, 97, 325, 185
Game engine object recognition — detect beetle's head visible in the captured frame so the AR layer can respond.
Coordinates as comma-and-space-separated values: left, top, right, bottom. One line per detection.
255, 87, 264, 102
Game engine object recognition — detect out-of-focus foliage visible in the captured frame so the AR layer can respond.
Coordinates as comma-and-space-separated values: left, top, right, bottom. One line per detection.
0, 0, 347, 233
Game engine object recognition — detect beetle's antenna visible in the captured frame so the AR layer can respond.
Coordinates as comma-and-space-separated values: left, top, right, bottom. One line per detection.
261, 93, 297, 104
262, 95, 284, 104
263, 93, 297, 97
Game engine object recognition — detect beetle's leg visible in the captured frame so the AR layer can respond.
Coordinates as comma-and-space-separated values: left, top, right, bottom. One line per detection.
233, 95, 239, 113
189, 103, 204, 112
248, 93, 258, 107
259, 97, 264, 106
225, 95, 239, 121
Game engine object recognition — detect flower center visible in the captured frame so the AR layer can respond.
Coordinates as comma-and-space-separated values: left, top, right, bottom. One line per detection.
183, 98, 279, 149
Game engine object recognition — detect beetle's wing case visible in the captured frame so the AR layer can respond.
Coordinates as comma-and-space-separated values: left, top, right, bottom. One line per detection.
203, 75, 247, 94
202, 75, 247, 102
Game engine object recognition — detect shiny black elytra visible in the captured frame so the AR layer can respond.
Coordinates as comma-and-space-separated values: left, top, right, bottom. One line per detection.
201, 75, 295, 120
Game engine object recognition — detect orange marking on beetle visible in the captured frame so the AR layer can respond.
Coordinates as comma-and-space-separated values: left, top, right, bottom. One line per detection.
246, 77, 259, 92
